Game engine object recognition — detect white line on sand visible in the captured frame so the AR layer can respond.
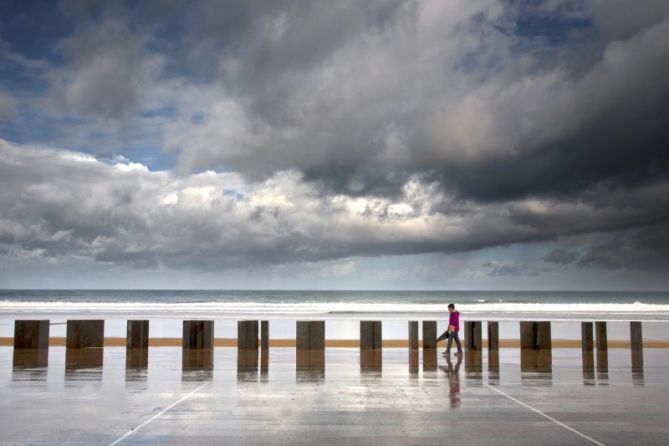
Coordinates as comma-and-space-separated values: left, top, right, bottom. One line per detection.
484, 384, 605, 446
109, 381, 210, 446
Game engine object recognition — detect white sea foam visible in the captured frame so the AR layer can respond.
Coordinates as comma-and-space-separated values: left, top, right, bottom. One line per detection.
2, 300, 669, 320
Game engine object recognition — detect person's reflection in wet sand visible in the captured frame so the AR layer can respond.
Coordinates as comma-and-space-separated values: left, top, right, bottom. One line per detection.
439, 353, 463, 408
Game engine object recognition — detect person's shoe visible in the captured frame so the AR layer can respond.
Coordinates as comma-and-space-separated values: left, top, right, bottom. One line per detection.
443, 350, 450, 355
455, 351, 463, 356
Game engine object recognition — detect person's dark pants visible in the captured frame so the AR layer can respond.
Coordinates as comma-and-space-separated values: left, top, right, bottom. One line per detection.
447, 330, 462, 353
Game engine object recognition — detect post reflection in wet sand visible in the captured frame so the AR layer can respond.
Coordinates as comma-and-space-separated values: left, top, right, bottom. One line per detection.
439, 354, 462, 408
409, 349, 419, 375
596, 349, 609, 385
582, 349, 595, 385
12, 349, 48, 381
260, 349, 269, 381
237, 348, 258, 382
296, 349, 325, 382
125, 366, 148, 382
126, 348, 148, 369
423, 348, 437, 372
360, 349, 382, 373
631, 351, 644, 387
13, 348, 48, 368
465, 349, 483, 381
488, 350, 500, 385
183, 348, 214, 371
520, 350, 553, 386
65, 348, 103, 380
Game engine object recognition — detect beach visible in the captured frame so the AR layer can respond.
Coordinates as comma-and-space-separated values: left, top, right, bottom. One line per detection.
3, 345, 669, 445
2, 290, 669, 444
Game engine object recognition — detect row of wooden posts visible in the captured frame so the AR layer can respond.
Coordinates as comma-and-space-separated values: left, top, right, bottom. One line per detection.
12, 319, 644, 362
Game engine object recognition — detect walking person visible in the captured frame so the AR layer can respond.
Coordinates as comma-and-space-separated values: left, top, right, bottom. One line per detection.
443, 303, 462, 355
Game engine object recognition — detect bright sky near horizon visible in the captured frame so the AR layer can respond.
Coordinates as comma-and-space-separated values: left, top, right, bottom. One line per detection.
1, 0, 668, 290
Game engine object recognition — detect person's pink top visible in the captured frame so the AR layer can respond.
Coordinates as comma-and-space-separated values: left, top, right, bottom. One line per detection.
449, 311, 460, 331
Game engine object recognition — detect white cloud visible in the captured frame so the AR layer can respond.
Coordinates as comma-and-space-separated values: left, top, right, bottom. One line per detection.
0, 90, 18, 124
2, 138, 669, 271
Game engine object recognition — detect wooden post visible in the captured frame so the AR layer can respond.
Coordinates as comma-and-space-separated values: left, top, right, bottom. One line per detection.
408, 321, 418, 351
595, 321, 607, 351
126, 320, 149, 368
360, 321, 382, 350
520, 321, 551, 350
422, 321, 437, 371
13, 320, 50, 367
66, 320, 104, 369
237, 320, 259, 350
296, 321, 325, 350
182, 320, 214, 370
422, 321, 437, 350
360, 321, 382, 371
487, 321, 499, 352
581, 322, 594, 352
66, 320, 104, 348
261, 320, 269, 350
465, 321, 482, 351
630, 322, 643, 352
296, 321, 325, 373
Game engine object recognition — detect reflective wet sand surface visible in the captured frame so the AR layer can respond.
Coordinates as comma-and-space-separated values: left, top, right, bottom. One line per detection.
2, 347, 669, 445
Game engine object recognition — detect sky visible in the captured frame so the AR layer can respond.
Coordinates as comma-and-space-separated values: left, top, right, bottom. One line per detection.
1, 0, 668, 290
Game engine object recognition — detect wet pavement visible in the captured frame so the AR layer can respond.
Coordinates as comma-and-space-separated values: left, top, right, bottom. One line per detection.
1, 347, 669, 445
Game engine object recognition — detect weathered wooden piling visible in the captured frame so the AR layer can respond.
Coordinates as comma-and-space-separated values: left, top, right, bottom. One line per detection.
66, 320, 104, 349
630, 322, 643, 352
296, 321, 325, 350
360, 321, 382, 371
594, 321, 608, 379
237, 320, 259, 350
183, 320, 214, 349
237, 320, 258, 373
581, 322, 594, 351
261, 320, 269, 350
13, 320, 50, 367
65, 320, 104, 369
14, 320, 50, 349
182, 320, 214, 370
408, 321, 418, 351
519, 321, 551, 374
360, 321, 382, 350
422, 321, 437, 350
581, 322, 595, 383
595, 321, 607, 351
520, 321, 552, 350
126, 320, 149, 368
465, 321, 482, 351
296, 321, 326, 372
487, 321, 499, 352
630, 321, 644, 384
422, 321, 437, 371
126, 320, 149, 349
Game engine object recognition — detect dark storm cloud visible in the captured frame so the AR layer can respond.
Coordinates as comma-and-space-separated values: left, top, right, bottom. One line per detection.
1, 0, 669, 274
542, 248, 580, 265
577, 222, 669, 270
155, 0, 669, 205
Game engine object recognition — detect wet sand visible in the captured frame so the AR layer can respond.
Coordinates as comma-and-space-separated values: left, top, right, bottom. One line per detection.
2, 346, 669, 445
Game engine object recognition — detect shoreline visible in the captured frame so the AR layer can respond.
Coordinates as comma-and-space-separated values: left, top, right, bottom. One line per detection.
2, 337, 669, 348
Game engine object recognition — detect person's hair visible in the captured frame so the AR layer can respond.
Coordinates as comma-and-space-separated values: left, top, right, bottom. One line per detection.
448, 303, 455, 309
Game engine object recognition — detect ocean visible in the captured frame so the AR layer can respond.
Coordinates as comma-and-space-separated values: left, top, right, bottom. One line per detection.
2, 289, 669, 321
